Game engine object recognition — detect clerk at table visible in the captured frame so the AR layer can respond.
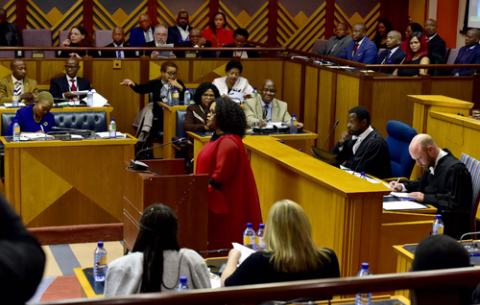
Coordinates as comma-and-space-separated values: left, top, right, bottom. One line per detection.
7, 91, 55, 136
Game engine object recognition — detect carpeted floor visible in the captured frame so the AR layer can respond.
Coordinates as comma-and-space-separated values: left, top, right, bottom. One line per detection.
28, 241, 124, 303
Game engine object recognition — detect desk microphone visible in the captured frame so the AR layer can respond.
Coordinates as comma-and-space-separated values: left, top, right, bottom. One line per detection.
52, 126, 94, 134
321, 120, 339, 150
352, 133, 377, 175
131, 138, 185, 171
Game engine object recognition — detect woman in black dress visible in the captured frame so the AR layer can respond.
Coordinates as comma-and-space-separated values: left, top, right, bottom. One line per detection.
394, 31, 430, 77
58, 25, 98, 58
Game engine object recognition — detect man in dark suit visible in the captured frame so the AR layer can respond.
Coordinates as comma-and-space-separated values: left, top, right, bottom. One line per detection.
376, 30, 406, 74
129, 14, 155, 47
451, 28, 480, 76
337, 23, 378, 64
176, 28, 215, 58
424, 19, 446, 61
0, 8, 21, 46
219, 28, 259, 58
143, 24, 176, 59
49, 57, 91, 100
317, 22, 352, 57
101, 27, 137, 58
167, 11, 191, 45
331, 106, 391, 179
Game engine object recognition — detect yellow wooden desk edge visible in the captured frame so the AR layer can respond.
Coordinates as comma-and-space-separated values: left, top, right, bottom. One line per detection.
0, 106, 113, 113
393, 245, 415, 260
408, 95, 474, 109
0, 134, 137, 148
187, 130, 318, 142
73, 267, 103, 298
430, 111, 480, 132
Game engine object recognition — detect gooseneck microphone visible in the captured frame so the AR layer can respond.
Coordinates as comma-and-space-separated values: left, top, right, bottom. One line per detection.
322, 120, 339, 150
352, 133, 377, 175
130, 138, 185, 171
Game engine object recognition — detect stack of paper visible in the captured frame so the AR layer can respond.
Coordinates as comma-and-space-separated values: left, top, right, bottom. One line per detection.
21, 133, 55, 140
95, 132, 127, 139
232, 243, 256, 264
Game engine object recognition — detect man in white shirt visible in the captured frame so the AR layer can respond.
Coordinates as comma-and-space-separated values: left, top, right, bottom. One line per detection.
168, 11, 191, 45
144, 24, 176, 59
49, 57, 91, 100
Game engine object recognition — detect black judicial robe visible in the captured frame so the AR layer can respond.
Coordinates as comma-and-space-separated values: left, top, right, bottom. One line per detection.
331, 128, 392, 179
403, 149, 472, 211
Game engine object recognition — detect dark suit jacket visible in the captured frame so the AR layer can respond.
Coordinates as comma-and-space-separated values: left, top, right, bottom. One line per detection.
376, 47, 407, 74
167, 25, 192, 45
101, 42, 137, 58
331, 128, 392, 179
337, 36, 378, 64
175, 40, 216, 58
317, 35, 353, 57
219, 43, 260, 58
451, 44, 480, 76
49, 75, 91, 99
0, 22, 21, 46
129, 26, 154, 47
427, 34, 447, 61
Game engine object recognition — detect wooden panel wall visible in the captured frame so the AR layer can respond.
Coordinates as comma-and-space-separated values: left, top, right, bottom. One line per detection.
282, 61, 302, 120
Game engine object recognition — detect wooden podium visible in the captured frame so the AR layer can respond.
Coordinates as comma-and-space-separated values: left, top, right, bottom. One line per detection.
123, 159, 209, 254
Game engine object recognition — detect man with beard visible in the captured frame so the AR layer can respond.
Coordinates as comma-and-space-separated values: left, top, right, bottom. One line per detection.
331, 106, 391, 178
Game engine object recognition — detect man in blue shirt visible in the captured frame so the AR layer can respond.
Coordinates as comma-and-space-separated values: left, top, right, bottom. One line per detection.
337, 23, 378, 64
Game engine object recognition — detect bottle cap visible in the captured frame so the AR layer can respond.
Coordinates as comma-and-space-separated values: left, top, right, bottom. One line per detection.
298, 149, 303, 152
361, 172, 365, 175
361, 262, 369, 269
98, 241, 104, 247
259, 223, 264, 229
292, 114, 296, 117
175, 87, 178, 90
246, 223, 252, 228
111, 118, 114, 121
436, 214, 442, 219
180, 276, 187, 283
88, 89, 91, 92
280, 141, 284, 144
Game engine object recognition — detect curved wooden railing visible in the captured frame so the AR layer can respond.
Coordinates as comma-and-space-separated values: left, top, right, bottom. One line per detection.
38, 267, 480, 305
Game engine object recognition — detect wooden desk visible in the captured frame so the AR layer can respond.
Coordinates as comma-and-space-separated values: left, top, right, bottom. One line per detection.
1, 135, 136, 227
158, 102, 188, 159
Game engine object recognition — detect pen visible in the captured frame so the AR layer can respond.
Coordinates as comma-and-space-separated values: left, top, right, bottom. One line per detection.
391, 177, 401, 190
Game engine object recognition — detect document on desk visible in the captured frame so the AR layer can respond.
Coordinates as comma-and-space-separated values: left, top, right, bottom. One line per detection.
383, 201, 428, 210
390, 192, 410, 198
21, 133, 55, 140
232, 242, 255, 265
95, 132, 127, 139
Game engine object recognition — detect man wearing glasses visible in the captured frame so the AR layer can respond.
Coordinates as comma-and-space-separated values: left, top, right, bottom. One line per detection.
244, 79, 303, 128
144, 24, 176, 59
49, 57, 90, 100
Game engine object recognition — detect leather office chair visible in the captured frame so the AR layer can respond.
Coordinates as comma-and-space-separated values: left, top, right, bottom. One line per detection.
385, 120, 417, 179
311, 39, 328, 53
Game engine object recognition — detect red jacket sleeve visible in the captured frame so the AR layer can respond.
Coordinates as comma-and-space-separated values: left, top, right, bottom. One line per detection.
211, 137, 239, 184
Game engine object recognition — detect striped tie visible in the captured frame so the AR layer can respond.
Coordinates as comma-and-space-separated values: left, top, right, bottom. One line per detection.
14, 81, 21, 96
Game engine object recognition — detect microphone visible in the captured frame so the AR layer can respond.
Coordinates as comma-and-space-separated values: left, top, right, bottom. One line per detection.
321, 120, 339, 150
352, 133, 377, 175
52, 126, 94, 134
131, 138, 185, 171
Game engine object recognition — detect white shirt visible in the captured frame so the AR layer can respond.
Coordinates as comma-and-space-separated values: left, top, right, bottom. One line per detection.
144, 28, 154, 43
337, 126, 374, 154
399, 149, 448, 192
11, 75, 24, 96
113, 42, 124, 58
260, 99, 272, 120
234, 50, 249, 58
62, 75, 78, 99
176, 25, 189, 42
426, 33, 437, 43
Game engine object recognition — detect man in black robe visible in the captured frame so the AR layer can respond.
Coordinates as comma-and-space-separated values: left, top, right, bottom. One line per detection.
331, 106, 392, 178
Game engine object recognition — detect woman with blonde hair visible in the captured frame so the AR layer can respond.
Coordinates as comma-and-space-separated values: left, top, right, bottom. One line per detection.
221, 199, 340, 286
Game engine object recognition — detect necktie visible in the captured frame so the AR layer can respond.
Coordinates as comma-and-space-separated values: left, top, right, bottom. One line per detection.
384, 50, 391, 64
70, 79, 77, 101
353, 43, 359, 56
117, 45, 122, 59
263, 106, 268, 119
14, 81, 21, 96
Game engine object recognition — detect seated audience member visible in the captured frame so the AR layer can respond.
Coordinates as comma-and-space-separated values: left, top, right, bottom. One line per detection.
176, 28, 215, 58
221, 199, 340, 287
374, 19, 393, 49
144, 24, 176, 59
0, 194, 45, 304
219, 28, 260, 58
451, 28, 480, 76
101, 27, 136, 58
405, 23, 423, 41
120, 61, 185, 142
316, 22, 352, 57
183, 82, 220, 162
212, 60, 254, 98
0, 8, 21, 46
50, 57, 91, 100
376, 30, 407, 74
424, 19, 446, 61
338, 22, 378, 64
202, 12, 234, 47
411, 235, 473, 305
58, 25, 99, 58
244, 79, 303, 128
0, 58, 37, 105
104, 204, 211, 296
7, 91, 55, 136
394, 32, 430, 76
129, 13, 154, 47
167, 10, 191, 45
332, 106, 391, 178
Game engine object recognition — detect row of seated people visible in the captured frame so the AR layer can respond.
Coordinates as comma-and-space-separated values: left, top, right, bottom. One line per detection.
316, 19, 480, 76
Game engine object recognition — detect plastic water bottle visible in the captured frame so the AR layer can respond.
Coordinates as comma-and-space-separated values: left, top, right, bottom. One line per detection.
13, 122, 20, 142
290, 114, 298, 134
184, 89, 191, 106
360, 172, 367, 180
253, 87, 258, 97
355, 263, 372, 305
109, 118, 116, 139
432, 214, 444, 235
94, 241, 107, 282
12, 90, 19, 108
87, 89, 93, 107
176, 276, 190, 291
173, 87, 179, 106
167, 89, 173, 106
243, 223, 256, 249
256, 223, 266, 251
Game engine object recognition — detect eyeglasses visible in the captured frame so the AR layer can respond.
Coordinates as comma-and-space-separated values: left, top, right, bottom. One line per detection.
165, 72, 177, 76
65, 65, 79, 70
156, 33, 168, 37
202, 94, 216, 98
207, 111, 216, 116
261, 89, 277, 94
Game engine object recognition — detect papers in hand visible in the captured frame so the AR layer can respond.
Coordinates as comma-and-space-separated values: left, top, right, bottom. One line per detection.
94, 131, 127, 139
232, 243, 255, 265
227, 91, 244, 103
390, 192, 410, 198
383, 201, 427, 210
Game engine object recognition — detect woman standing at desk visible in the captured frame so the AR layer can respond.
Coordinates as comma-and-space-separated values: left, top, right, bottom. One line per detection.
196, 98, 262, 250
7, 91, 55, 136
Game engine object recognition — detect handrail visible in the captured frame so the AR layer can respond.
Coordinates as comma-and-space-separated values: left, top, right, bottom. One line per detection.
37, 267, 480, 305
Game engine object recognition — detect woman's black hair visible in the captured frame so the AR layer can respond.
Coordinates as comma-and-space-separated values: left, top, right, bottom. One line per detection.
409, 23, 424, 34
211, 12, 227, 35
193, 82, 220, 105
374, 19, 393, 46
132, 204, 180, 293
225, 60, 243, 73
208, 97, 247, 138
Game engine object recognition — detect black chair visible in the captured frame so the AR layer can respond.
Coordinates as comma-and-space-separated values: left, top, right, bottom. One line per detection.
311, 146, 337, 165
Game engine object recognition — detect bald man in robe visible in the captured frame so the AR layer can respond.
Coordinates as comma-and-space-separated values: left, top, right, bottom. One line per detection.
376, 30, 406, 74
